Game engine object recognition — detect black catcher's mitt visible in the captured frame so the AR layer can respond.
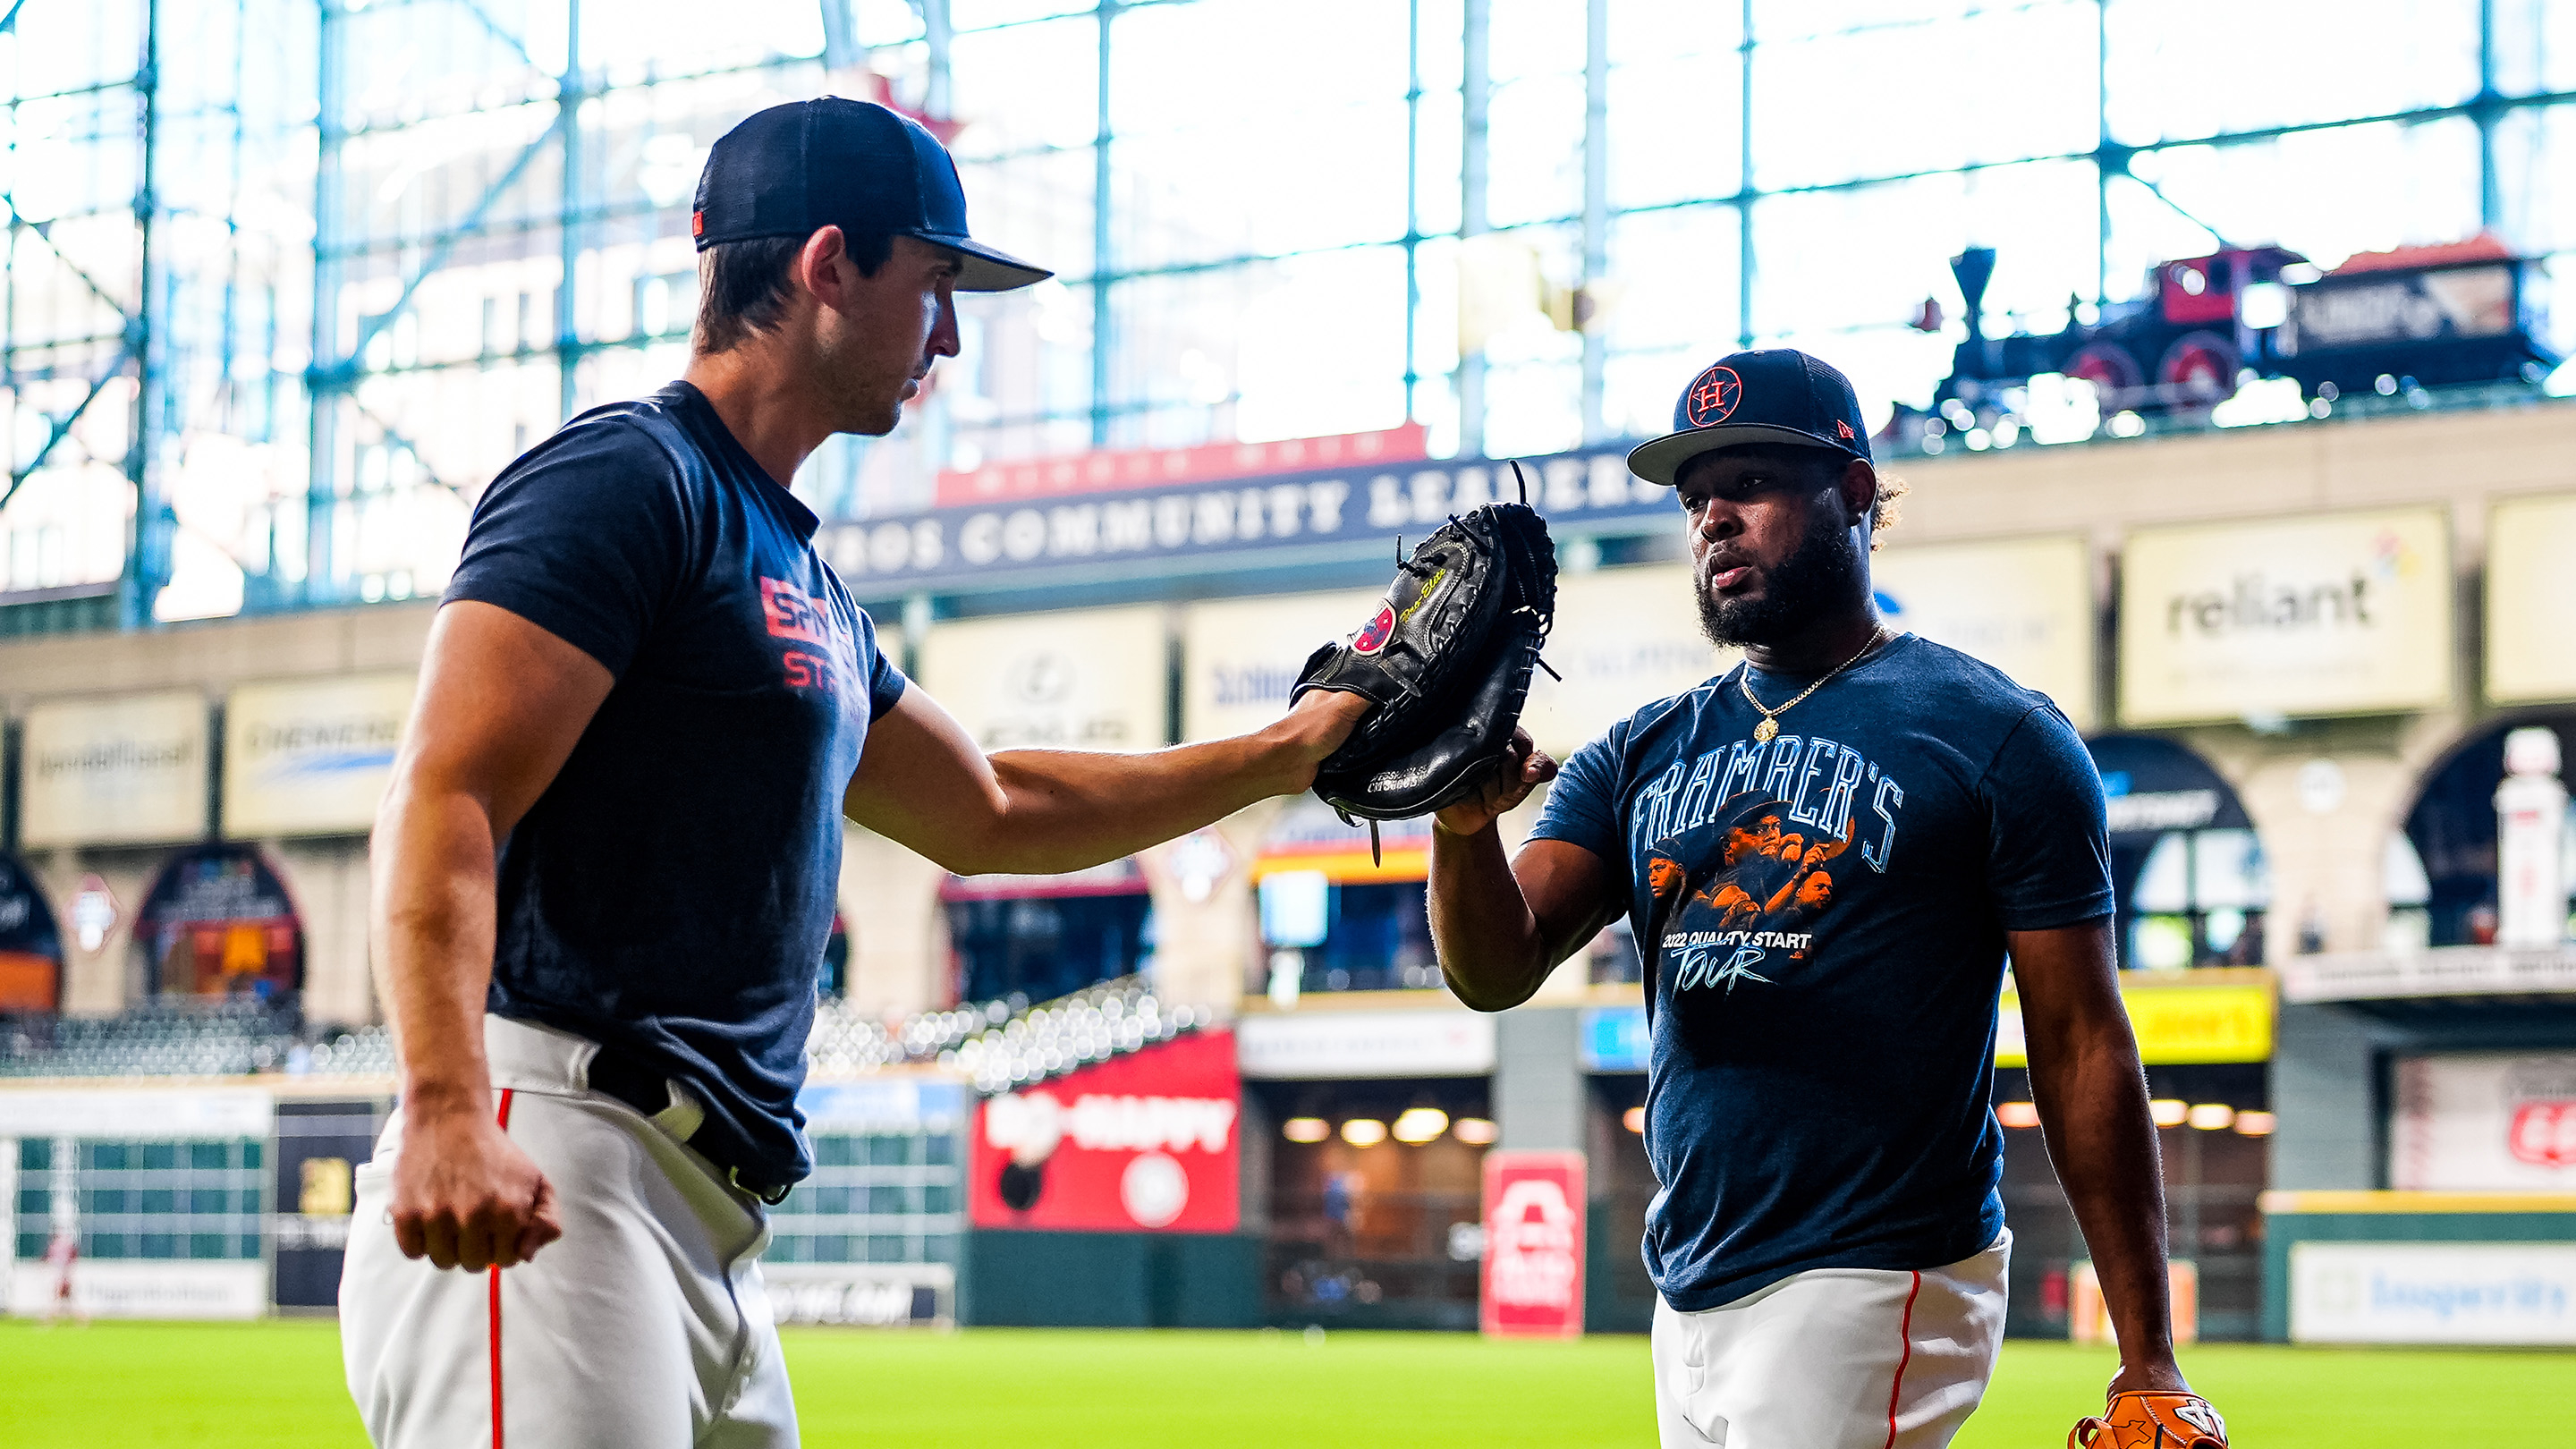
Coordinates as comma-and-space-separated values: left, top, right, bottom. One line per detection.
1291, 482, 1558, 846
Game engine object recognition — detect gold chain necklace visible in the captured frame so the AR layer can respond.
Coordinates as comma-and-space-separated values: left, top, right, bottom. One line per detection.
1739, 627, 1889, 742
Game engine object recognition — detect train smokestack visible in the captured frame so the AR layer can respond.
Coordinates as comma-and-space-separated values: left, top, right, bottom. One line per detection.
1951, 247, 1996, 343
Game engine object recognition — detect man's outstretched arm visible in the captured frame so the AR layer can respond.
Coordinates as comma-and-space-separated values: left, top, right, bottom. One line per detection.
1424, 736, 1622, 1012
369, 600, 609, 1273
845, 685, 1369, 875
2012, 919, 2194, 1399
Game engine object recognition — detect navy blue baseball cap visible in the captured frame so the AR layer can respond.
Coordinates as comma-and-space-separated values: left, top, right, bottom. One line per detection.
1627, 348, 1871, 486
693, 97, 1051, 292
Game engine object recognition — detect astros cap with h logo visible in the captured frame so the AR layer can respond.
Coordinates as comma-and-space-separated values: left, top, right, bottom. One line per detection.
1626, 348, 1872, 486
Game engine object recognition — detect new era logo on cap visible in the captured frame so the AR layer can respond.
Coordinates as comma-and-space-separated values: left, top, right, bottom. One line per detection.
1626, 347, 1871, 486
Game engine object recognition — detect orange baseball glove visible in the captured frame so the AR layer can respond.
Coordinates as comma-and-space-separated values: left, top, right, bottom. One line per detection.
2068, 1391, 2227, 1448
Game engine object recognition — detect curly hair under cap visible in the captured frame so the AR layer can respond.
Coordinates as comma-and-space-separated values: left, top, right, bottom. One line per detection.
1868, 470, 1908, 549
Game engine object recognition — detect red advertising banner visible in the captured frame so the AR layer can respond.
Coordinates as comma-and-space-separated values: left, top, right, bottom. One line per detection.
968, 1029, 1241, 1233
934, 424, 1429, 508
1480, 1150, 1588, 1339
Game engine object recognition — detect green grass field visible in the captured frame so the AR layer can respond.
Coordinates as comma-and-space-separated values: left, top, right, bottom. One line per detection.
2, 1319, 2570, 1446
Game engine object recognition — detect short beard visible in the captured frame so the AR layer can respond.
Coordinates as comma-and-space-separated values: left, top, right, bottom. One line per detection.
1697, 519, 1862, 650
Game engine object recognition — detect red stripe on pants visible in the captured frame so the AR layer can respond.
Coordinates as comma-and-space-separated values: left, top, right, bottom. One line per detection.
1883, 1269, 1922, 1449
490, 1089, 515, 1449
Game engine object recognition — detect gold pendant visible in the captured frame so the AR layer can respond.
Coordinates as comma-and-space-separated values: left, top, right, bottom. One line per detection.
1752, 716, 1778, 742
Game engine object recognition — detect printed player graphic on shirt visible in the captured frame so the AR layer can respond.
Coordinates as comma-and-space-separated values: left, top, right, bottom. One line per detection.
1647, 792, 1853, 995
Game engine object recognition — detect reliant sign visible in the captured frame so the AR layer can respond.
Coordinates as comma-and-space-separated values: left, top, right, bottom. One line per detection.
2117, 508, 2451, 725
1872, 535, 2096, 732
1480, 1150, 1587, 1339
19, 691, 208, 847
819, 444, 1663, 597
223, 674, 415, 837
2486, 492, 2576, 705
2391, 1053, 2576, 1191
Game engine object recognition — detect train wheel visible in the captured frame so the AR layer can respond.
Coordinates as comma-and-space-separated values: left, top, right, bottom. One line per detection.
2064, 343, 2142, 404
2158, 331, 2240, 405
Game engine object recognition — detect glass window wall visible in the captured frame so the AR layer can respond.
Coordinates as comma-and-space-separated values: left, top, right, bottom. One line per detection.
4, 0, 2572, 627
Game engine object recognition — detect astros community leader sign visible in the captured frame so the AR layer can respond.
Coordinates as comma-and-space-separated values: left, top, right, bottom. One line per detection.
2118, 507, 2451, 726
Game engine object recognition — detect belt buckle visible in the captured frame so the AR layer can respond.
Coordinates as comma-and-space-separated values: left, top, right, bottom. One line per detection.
729, 1165, 790, 1206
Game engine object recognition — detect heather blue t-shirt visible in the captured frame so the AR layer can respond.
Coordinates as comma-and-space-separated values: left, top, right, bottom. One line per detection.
445, 381, 906, 1188
1530, 633, 2112, 1310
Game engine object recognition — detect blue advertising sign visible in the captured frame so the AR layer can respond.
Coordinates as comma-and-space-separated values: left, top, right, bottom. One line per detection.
1580, 1005, 1650, 1073
818, 442, 1666, 597
798, 1077, 970, 1134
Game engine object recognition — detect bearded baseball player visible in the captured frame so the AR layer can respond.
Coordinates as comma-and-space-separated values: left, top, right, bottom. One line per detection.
1428, 350, 2226, 1448
343, 97, 1367, 1447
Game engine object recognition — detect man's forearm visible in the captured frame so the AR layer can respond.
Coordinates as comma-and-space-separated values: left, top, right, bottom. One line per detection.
369, 784, 504, 1114
1428, 824, 1555, 1011
964, 725, 1319, 875
2032, 1030, 2176, 1368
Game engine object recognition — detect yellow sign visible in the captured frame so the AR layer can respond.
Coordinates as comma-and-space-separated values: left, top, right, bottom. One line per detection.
2486, 492, 2576, 705
224, 673, 416, 837
1871, 535, 2097, 732
1996, 981, 2273, 1067
1522, 564, 1737, 758
917, 606, 1168, 750
2118, 508, 2451, 725
20, 691, 208, 847
1181, 589, 1384, 743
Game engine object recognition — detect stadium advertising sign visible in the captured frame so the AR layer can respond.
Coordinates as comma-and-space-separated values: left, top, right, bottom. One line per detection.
19, 690, 208, 847
820, 445, 1660, 596
2485, 492, 2576, 705
1181, 588, 1384, 742
223, 673, 414, 837
2117, 507, 2452, 725
3, 1258, 267, 1321
272, 1098, 384, 1309
934, 424, 1428, 508
917, 605, 1168, 750
1871, 535, 2096, 732
799, 1078, 968, 1135
765, 1262, 953, 1328
969, 1028, 1240, 1233
1236, 1008, 1498, 1079
1997, 979, 2271, 1067
1578, 1006, 1650, 1073
0, 853, 64, 1014
1480, 1150, 1587, 1339
2291, 1242, 2576, 1345
1522, 564, 1735, 758
0, 1084, 274, 1138
2390, 1053, 2576, 1191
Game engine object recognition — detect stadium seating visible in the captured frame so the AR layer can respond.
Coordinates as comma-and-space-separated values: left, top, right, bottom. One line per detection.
0, 974, 1202, 1089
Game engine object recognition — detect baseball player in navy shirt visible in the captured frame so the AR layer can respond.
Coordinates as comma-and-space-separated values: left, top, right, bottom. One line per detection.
1428, 352, 2224, 1445
341, 98, 1367, 1447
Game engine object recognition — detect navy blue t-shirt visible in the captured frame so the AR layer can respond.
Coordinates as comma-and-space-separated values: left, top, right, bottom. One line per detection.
1530, 633, 2112, 1310
444, 381, 906, 1187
